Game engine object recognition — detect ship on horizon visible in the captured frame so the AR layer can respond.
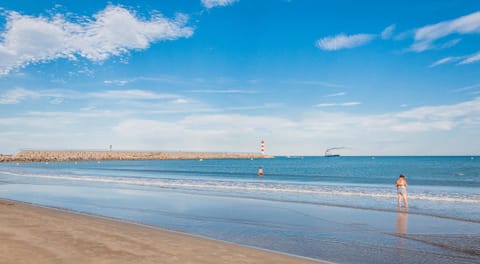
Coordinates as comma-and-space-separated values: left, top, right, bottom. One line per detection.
324, 147, 343, 157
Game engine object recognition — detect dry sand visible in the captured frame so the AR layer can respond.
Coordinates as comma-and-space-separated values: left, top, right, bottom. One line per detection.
0, 200, 320, 264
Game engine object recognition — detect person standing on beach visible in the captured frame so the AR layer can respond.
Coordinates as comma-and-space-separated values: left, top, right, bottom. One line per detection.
395, 174, 408, 209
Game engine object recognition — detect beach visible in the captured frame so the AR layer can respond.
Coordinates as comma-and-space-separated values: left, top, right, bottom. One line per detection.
0, 199, 319, 264
1, 157, 479, 263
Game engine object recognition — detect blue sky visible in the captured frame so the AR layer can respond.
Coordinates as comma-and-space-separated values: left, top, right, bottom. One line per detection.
0, 0, 479, 155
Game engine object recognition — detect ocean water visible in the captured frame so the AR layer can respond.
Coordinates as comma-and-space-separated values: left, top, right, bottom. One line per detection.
1, 156, 479, 263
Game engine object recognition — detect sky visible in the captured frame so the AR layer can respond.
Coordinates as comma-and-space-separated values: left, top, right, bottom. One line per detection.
0, 0, 479, 156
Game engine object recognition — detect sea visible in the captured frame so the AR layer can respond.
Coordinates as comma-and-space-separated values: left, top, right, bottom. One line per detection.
1, 156, 479, 263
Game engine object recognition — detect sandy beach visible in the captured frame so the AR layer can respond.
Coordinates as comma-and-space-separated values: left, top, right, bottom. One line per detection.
0, 199, 320, 264
1, 158, 479, 263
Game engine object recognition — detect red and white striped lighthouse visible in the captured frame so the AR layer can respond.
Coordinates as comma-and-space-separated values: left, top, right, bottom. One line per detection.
260, 139, 265, 155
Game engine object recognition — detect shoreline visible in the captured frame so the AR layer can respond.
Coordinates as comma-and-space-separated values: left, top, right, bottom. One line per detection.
0, 198, 322, 264
0, 150, 273, 162
2, 156, 479, 263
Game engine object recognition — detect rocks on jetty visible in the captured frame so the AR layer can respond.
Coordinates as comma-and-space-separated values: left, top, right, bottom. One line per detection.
0, 154, 13, 162
1, 150, 271, 162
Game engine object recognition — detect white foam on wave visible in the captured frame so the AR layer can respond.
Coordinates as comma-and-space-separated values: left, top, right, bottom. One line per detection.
1, 170, 479, 204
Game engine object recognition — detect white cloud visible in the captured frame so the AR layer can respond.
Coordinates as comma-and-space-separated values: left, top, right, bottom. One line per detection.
2, 98, 480, 155
201, 0, 238, 9
314, 102, 361, 107
429, 56, 462, 67
104, 80, 129, 86
0, 87, 182, 104
173, 98, 188, 104
395, 97, 480, 120
459, 51, 480, 65
390, 121, 455, 132
0, 88, 39, 104
49, 97, 64, 105
0, 6, 193, 76
24, 109, 134, 119
381, 24, 396, 39
323, 92, 346, 97
112, 115, 295, 152
412, 11, 480, 52
316, 33, 376, 51
286, 80, 347, 88
431, 51, 480, 67
189, 89, 257, 94
88, 89, 179, 100
453, 83, 480, 93
439, 38, 462, 49
109, 97, 480, 155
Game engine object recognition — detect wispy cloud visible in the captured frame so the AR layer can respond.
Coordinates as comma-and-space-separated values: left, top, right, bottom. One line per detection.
0, 88, 182, 104
189, 89, 257, 94
0, 5, 193, 76
395, 97, 480, 120
2, 97, 480, 155
430, 50, 480, 67
172, 98, 188, 104
201, 0, 238, 9
110, 97, 480, 154
88, 89, 179, 100
439, 38, 462, 49
104, 80, 129, 86
381, 24, 396, 39
286, 80, 347, 88
429, 56, 463, 67
224, 103, 282, 111
458, 51, 480, 65
0, 88, 39, 104
453, 83, 480, 93
411, 11, 480, 52
49, 97, 65, 105
323, 92, 346, 97
314, 102, 361, 107
316, 33, 376, 51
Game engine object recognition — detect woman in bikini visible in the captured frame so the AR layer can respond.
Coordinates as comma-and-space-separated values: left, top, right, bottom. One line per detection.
395, 174, 409, 209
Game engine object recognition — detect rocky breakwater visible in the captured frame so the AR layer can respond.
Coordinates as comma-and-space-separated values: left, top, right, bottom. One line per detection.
0, 154, 13, 162
3, 150, 272, 162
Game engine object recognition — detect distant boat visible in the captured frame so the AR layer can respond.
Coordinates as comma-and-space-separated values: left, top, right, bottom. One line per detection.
325, 153, 340, 157
324, 148, 340, 157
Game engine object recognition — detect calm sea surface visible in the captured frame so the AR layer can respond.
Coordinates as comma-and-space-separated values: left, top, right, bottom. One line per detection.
1, 156, 479, 263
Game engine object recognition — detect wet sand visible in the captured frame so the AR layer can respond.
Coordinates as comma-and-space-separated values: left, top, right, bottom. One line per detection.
0, 199, 320, 264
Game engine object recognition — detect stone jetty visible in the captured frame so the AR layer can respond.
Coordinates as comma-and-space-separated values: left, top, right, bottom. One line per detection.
0, 150, 271, 162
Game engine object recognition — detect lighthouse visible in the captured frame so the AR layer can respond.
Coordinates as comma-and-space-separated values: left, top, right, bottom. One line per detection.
261, 139, 265, 155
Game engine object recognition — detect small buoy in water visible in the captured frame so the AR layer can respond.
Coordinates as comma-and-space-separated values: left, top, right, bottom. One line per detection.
199, 158, 203, 162
16, 163, 19, 166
